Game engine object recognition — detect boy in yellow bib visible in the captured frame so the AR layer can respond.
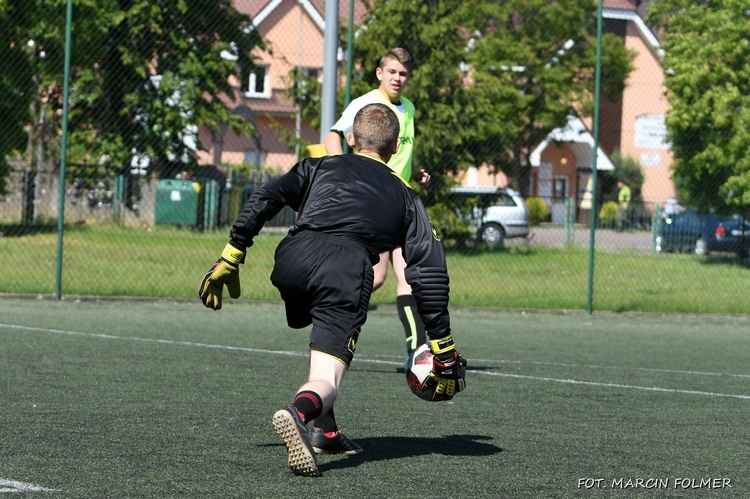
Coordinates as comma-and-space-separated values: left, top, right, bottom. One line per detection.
325, 48, 430, 363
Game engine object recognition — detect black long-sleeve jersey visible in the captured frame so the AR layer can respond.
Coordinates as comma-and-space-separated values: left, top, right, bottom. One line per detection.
229, 153, 451, 340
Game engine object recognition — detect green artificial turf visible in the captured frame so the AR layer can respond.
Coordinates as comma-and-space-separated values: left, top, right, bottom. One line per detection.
1, 298, 747, 497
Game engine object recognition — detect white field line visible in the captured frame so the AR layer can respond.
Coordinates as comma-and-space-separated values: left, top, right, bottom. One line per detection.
445, 358, 750, 379
2, 323, 750, 401
479, 371, 750, 400
0, 478, 60, 493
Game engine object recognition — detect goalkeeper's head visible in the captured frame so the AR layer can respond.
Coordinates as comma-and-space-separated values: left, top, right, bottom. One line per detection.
350, 103, 400, 162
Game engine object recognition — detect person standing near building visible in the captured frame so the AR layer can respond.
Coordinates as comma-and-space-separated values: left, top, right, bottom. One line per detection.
324, 48, 430, 361
616, 181, 631, 231
663, 196, 682, 220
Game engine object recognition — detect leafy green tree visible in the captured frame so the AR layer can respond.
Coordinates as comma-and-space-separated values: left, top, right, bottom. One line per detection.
0, 0, 50, 194
649, 0, 750, 215
611, 148, 644, 199
70, 0, 264, 178
325, 0, 633, 195
464, 0, 634, 194
1, 0, 264, 184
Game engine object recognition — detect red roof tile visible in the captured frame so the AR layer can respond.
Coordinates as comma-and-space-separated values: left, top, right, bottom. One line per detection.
233, 0, 270, 18
235, 0, 367, 24
603, 0, 637, 10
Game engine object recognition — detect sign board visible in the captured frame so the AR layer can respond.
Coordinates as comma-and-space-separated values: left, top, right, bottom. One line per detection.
634, 114, 669, 150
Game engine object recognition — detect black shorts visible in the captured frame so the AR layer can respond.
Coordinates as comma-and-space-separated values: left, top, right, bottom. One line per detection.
270, 231, 374, 366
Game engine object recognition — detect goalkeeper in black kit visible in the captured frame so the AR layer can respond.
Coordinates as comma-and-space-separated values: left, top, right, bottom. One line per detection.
198, 103, 466, 477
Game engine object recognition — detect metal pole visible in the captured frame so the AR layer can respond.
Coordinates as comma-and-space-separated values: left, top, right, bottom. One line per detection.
55, 0, 73, 299
295, 4, 303, 159
319, 0, 339, 143
586, 1, 604, 314
343, 0, 355, 153
34, 106, 46, 223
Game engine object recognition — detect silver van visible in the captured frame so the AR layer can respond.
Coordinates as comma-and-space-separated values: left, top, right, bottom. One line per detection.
450, 186, 531, 248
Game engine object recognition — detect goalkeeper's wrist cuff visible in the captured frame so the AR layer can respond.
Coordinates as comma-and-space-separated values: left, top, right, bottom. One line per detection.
429, 335, 456, 355
221, 243, 245, 266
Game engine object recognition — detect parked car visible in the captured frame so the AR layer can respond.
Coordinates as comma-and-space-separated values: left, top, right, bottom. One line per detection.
656, 210, 750, 257
450, 186, 531, 248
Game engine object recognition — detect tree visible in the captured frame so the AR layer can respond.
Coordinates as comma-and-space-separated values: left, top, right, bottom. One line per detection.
0, 0, 265, 184
464, 0, 634, 195
70, 0, 265, 178
0, 0, 50, 195
611, 148, 644, 200
649, 0, 750, 215
328, 0, 633, 195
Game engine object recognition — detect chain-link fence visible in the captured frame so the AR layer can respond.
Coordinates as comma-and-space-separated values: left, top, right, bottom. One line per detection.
0, 166, 293, 230
1, 0, 748, 314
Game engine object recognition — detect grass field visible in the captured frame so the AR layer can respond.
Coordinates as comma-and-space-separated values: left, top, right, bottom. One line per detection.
1, 298, 748, 497
2, 225, 750, 315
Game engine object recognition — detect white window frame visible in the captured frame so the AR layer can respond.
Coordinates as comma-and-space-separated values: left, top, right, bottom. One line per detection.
553, 176, 569, 200
245, 65, 270, 98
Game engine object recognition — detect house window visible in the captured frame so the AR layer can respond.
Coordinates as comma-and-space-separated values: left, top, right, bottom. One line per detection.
296, 67, 321, 94
538, 162, 553, 202
301, 67, 321, 79
553, 177, 568, 200
246, 65, 269, 98
244, 149, 267, 167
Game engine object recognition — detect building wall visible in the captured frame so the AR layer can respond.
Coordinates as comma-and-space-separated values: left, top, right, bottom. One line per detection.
199, 0, 325, 173
197, 114, 319, 170
463, 166, 510, 188
257, 1, 324, 89
618, 22, 674, 204
530, 11, 674, 212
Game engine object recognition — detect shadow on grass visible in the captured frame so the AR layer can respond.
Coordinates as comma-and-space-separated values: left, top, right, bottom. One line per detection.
0, 223, 58, 237
316, 434, 502, 472
700, 254, 750, 268
442, 239, 535, 257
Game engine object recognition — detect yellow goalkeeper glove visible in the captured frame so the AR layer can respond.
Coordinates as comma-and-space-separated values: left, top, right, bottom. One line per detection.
428, 335, 467, 401
199, 243, 244, 310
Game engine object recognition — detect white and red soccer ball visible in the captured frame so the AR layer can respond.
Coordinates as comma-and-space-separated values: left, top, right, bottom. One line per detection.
405, 344, 437, 401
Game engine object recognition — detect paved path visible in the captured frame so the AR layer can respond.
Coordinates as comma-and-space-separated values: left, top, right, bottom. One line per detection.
509, 225, 656, 253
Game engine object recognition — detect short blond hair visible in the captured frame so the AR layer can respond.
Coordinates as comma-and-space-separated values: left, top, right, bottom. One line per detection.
353, 104, 399, 156
379, 47, 412, 72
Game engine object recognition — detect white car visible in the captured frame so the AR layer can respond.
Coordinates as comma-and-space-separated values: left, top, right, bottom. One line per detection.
450, 186, 531, 248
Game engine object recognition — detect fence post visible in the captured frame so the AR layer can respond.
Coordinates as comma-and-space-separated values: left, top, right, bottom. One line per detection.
564, 197, 575, 245
651, 203, 662, 253
203, 180, 217, 231
113, 174, 126, 225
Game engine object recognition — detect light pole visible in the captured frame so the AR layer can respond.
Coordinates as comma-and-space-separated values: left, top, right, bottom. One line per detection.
319, 0, 339, 143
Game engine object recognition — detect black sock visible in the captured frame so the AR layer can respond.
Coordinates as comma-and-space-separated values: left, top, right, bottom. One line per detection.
397, 294, 426, 354
314, 407, 338, 434
292, 390, 323, 424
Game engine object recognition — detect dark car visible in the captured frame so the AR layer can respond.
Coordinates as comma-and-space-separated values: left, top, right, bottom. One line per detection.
656, 210, 750, 257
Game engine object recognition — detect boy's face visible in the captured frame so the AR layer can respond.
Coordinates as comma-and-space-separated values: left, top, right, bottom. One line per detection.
376, 58, 410, 101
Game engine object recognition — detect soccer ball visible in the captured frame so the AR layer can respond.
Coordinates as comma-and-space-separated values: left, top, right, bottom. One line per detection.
405, 344, 437, 401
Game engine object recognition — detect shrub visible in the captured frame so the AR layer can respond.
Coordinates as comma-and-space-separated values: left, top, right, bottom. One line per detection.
525, 197, 548, 225
426, 203, 472, 244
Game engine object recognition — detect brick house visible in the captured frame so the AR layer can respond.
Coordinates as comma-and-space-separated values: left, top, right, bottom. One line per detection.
196, 0, 366, 172
521, 0, 674, 223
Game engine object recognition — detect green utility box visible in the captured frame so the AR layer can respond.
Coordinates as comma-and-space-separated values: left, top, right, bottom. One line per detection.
155, 179, 201, 226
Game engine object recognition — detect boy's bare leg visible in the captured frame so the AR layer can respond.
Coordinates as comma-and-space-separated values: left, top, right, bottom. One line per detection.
273, 351, 348, 476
